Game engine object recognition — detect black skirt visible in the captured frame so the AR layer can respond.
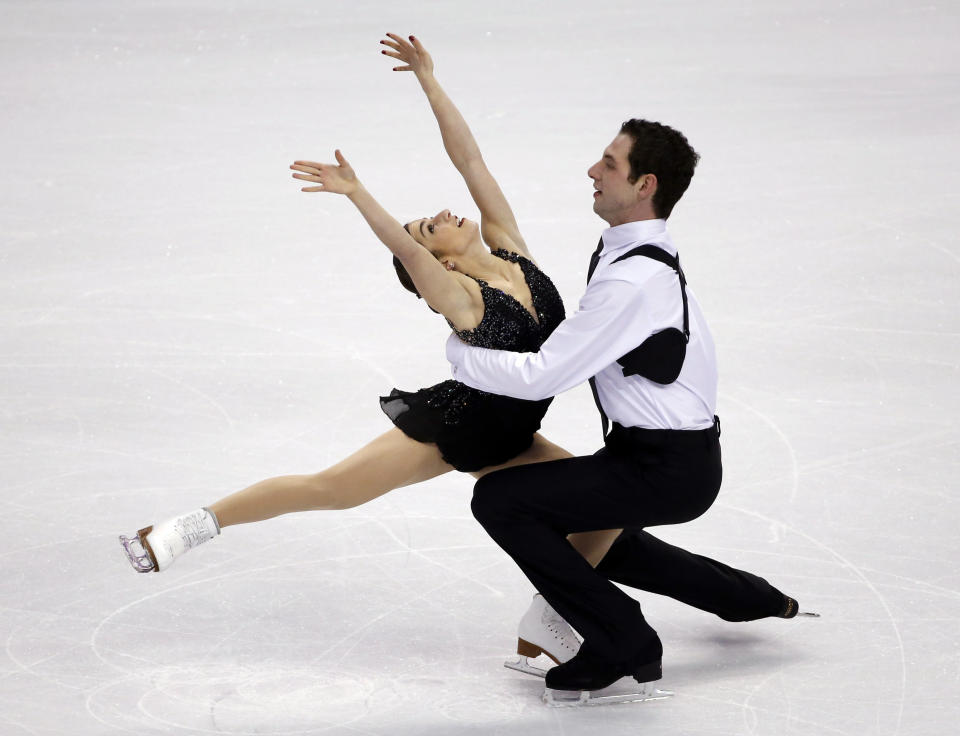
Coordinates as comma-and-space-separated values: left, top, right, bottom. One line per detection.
380, 379, 552, 472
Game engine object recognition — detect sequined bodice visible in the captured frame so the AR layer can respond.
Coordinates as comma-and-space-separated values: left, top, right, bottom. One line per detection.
449, 249, 565, 352
383, 249, 566, 436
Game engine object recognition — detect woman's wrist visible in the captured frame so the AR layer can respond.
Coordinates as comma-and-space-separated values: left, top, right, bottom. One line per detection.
346, 183, 367, 201
418, 72, 439, 93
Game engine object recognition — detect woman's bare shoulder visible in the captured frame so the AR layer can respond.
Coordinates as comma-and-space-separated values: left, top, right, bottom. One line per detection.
440, 272, 485, 332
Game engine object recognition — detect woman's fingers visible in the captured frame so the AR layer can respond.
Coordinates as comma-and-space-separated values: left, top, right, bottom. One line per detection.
384, 32, 413, 50
382, 33, 420, 66
291, 172, 321, 182
300, 186, 325, 192
292, 161, 324, 173
290, 167, 320, 178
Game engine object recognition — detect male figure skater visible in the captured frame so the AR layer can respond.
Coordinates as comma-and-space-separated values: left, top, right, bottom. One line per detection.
446, 119, 803, 700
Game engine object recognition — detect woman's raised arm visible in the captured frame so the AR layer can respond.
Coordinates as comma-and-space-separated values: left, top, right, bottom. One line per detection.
380, 33, 534, 263
291, 151, 476, 326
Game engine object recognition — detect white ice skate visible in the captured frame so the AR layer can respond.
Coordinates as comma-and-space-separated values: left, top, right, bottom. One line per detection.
504, 593, 582, 678
119, 507, 220, 573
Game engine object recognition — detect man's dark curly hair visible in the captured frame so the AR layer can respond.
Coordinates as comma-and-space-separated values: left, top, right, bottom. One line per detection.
619, 119, 700, 219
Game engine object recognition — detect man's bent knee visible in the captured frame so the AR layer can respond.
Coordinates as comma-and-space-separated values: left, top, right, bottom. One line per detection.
470, 471, 517, 527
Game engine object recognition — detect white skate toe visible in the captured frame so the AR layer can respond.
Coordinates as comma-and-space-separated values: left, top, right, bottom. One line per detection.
119, 508, 220, 573
505, 593, 581, 677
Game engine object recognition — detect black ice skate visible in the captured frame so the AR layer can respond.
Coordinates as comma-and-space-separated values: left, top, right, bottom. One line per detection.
780, 595, 820, 618
542, 649, 673, 707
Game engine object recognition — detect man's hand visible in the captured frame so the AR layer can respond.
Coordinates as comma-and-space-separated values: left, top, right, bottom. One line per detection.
380, 33, 434, 79
290, 150, 359, 195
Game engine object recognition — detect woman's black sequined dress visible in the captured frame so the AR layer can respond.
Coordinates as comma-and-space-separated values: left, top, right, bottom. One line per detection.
380, 249, 565, 472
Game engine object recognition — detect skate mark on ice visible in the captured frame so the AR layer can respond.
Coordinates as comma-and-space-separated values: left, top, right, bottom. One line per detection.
855, 566, 960, 601
363, 512, 504, 598
88, 556, 507, 733
3, 618, 90, 693
146, 367, 238, 431
720, 503, 906, 736
90, 542, 503, 676
0, 711, 41, 736
683, 690, 859, 736
721, 392, 800, 504
797, 428, 954, 476
91, 518, 386, 667
324, 556, 510, 668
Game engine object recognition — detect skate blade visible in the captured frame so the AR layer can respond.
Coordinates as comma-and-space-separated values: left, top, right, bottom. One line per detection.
118, 531, 157, 573
543, 681, 674, 707
798, 611, 820, 617
504, 655, 548, 678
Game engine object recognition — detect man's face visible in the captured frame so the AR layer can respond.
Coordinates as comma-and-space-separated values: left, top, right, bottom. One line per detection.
587, 133, 645, 226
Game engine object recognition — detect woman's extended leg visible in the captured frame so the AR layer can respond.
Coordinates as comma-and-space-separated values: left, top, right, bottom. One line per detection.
469, 433, 622, 569
210, 427, 455, 527
121, 428, 458, 572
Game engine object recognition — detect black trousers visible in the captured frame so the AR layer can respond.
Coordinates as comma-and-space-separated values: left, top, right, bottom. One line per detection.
471, 420, 785, 670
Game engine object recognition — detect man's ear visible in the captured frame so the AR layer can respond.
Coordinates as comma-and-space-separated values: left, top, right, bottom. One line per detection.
636, 173, 658, 202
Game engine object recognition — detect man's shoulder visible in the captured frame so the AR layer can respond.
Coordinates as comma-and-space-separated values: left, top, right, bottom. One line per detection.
594, 251, 672, 285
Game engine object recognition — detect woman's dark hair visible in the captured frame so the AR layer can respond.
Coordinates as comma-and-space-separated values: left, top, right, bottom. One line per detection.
393, 254, 421, 299
393, 253, 440, 314
619, 119, 700, 219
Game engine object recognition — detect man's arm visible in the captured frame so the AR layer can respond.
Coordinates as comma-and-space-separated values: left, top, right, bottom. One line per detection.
447, 274, 667, 400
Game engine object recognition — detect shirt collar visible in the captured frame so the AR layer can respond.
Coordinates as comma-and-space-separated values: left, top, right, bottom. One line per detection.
599, 218, 675, 257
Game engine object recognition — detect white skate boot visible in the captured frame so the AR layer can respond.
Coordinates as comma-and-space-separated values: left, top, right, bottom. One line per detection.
119, 507, 221, 573
504, 593, 582, 677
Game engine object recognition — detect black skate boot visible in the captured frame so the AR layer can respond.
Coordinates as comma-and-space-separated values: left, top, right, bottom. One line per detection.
543, 648, 671, 707
778, 595, 820, 618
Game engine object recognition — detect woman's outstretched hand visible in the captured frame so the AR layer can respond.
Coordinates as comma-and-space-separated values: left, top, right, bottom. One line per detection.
380, 33, 433, 78
290, 150, 359, 195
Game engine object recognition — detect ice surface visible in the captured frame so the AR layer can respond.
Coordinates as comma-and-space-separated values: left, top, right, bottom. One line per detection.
1, 1, 958, 734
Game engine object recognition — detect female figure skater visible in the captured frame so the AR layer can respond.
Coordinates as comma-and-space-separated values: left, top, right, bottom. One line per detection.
120, 34, 620, 671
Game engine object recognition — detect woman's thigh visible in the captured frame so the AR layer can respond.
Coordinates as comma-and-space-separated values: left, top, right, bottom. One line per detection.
321, 427, 456, 508
468, 433, 575, 479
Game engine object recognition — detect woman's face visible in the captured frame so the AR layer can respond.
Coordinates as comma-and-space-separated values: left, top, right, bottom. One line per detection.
404, 209, 479, 259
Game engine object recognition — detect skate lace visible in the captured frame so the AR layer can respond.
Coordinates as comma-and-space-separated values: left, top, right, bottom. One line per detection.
175, 512, 209, 550
542, 606, 578, 652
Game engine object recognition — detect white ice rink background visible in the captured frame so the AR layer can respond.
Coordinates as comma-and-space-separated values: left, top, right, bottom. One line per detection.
1, 1, 958, 734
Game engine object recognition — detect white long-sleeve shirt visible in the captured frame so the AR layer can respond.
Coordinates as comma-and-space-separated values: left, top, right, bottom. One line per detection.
446, 218, 718, 430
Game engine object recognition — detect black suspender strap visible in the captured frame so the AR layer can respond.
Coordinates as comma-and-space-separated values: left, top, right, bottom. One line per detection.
585, 238, 608, 436
611, 245, 689, 339
588, 374, 610, 438
586, 241, 690, 439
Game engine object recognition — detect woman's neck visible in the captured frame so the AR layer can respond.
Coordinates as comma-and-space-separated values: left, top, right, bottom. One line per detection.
454, 248, 514, 283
